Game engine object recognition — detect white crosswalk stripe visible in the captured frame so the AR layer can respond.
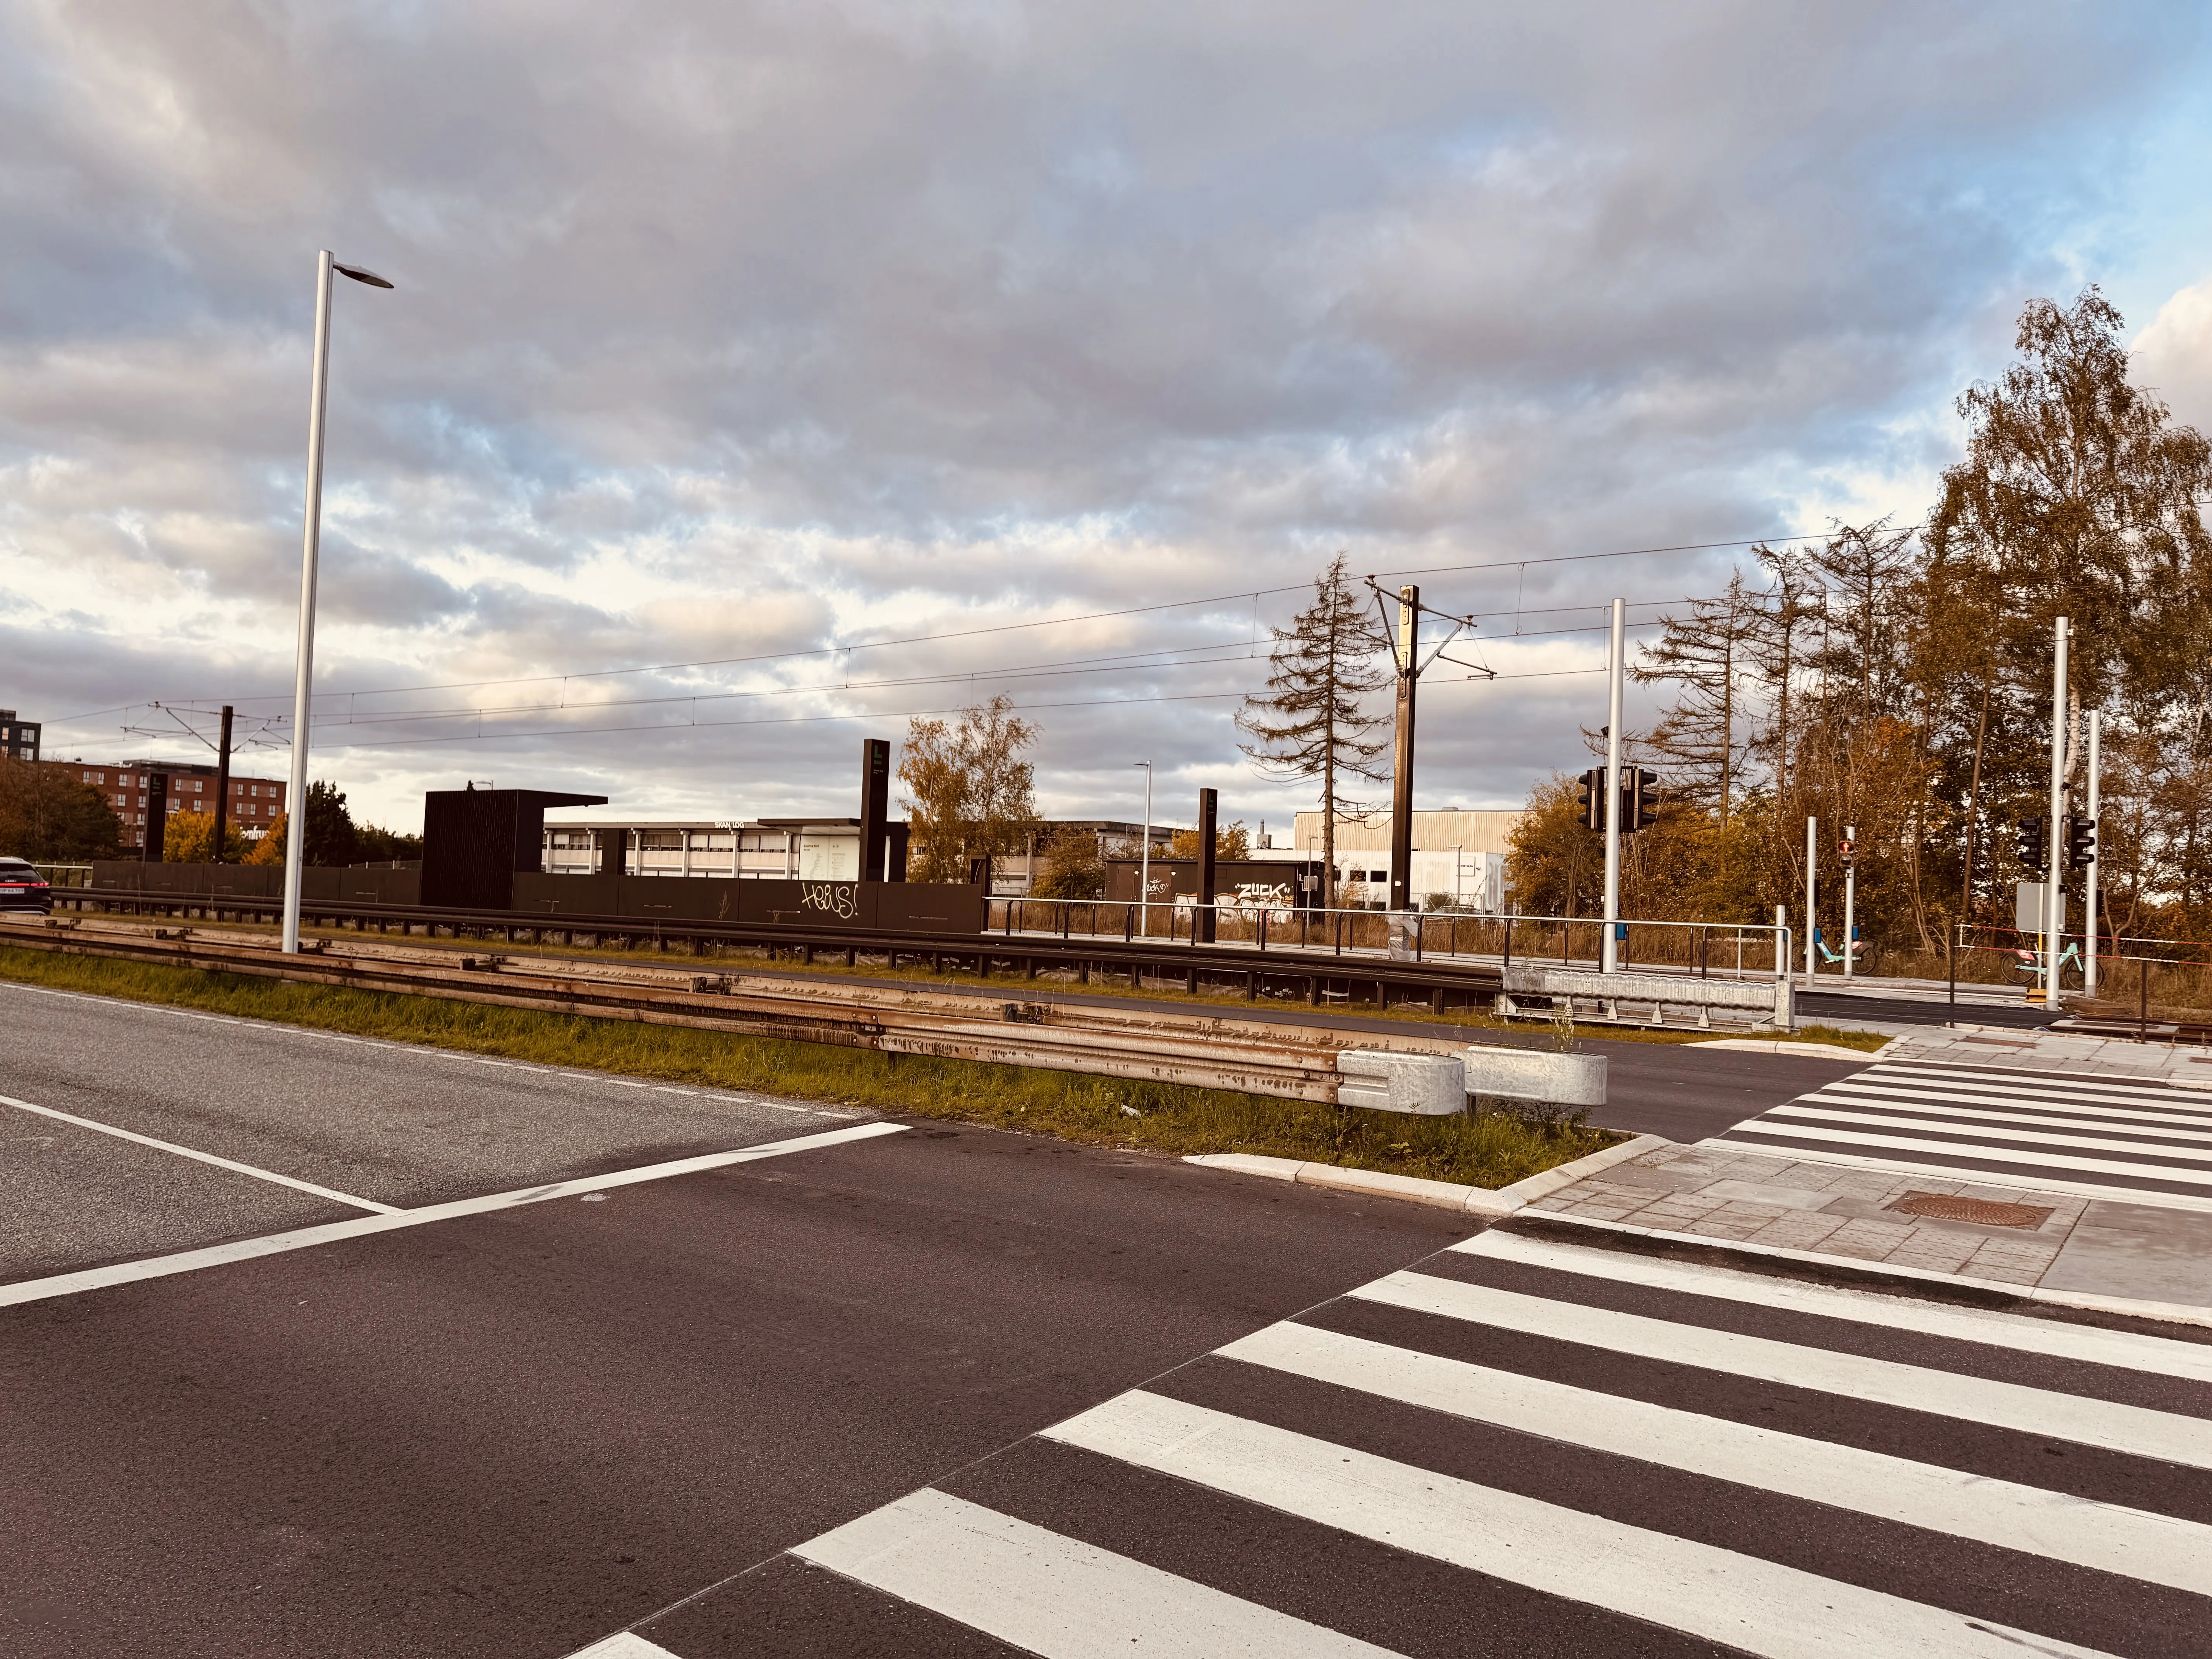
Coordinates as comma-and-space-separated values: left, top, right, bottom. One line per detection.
616, 1225, 2212, 1657
1706, 1058, 2212, 1205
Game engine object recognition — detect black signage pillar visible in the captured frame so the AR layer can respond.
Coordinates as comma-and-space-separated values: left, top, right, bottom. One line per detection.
143, 772, 169, 862
601, 826, 628, 878
861, 737, 892, 881
211, 706, 234, 863
1196, 787, 1218, 943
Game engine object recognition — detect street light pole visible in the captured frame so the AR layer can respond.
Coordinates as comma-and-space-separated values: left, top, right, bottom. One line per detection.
281, 250, 391, 955
2085, 710, 2102, 998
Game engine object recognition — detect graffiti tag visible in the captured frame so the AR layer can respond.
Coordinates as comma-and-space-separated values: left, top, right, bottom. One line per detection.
800, 881, 859, 920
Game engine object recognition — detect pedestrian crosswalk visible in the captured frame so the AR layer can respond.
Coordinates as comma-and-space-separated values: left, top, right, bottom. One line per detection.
1706, 1057, 2212, 1207
584, 1225, 2212, 1657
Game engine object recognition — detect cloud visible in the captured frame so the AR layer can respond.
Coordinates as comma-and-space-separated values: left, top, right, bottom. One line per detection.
3, 0, 2207, 829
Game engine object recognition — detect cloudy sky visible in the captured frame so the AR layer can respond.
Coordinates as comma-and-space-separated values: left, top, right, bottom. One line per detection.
6, 1, 2212, 836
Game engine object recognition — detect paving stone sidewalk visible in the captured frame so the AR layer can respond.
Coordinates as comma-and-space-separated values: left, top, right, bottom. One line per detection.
1526, 1141, 2212, 1312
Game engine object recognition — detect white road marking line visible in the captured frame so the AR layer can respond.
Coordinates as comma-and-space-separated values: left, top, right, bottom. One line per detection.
1726, 1119, 2212, 1188
1698, 1136, 2212, 1214
794, 1487, 1392, 1658
0, 1090, 395, 1214
1044, 1391, 2114, 1659
566, 1633, 682, 1658
1457, 1230, 2212, 1383
1814, 1084, 2212, 1137
1881, 1063, 2205, 1103
1775, 1101, 2212, 1160
1221, 1321, 2212, 1594
1349, 1271, 2212, 1468
0, 1121, 907, 1309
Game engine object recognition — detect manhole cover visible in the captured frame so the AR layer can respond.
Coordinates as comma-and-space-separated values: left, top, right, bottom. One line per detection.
1887, 1191, 2053, 1229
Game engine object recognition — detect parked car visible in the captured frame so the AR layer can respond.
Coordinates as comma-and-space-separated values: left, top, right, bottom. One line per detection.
0, 859, 53, 915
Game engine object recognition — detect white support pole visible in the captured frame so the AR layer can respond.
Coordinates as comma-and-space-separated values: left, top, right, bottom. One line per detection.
2045, 617, 2070, 1010
1804, 815, 1817, 983
1135, 761, 1152, 937
282, 250, 337, 956
1601, 597, 1625, 974
2084, 709, 2101, 998
1843, 825, 1856, 982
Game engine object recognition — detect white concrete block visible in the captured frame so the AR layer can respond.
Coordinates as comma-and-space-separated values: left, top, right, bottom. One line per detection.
1462, 1046, 1607, 1108
1337, 1049, 1467, 1115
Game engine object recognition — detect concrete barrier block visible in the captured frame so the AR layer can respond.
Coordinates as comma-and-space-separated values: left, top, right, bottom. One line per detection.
1461, 1045, 1607, 1109
1337, 1049, 1467, 1115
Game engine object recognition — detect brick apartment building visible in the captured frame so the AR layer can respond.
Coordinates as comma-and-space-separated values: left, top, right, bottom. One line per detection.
75, 759, 288, 856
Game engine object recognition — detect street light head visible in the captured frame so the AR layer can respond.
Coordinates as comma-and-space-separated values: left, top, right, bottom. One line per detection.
333, 262, 394, 289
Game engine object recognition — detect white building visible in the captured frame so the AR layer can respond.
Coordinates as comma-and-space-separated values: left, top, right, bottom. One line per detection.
1247, 809, 1523, 911
541, 817, 867, 880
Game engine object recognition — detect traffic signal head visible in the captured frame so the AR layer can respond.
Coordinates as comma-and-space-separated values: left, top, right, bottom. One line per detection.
1838, 835, 1856, 865
1575, 768, 1604, 830
1625, 767, 1659, 833
2015, 817, 2047, 875
2066, 813, 2098, 872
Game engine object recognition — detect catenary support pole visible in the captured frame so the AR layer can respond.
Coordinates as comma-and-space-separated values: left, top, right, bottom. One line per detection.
1601, 597, 1625, 974
211, 705, 234, 864
1842, 824, 1856, 982
1804, 815, 1817, 983
2044, 616, 2070, 1010
282, 251, 337, 955
1388, 585, 1419, 915
2085, 709, 2101, 998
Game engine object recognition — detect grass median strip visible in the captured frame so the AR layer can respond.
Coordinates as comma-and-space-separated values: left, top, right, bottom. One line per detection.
0, 943, 1610, 1189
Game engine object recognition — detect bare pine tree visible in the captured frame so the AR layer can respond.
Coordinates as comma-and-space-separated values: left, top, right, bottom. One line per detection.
1633, 570, 1760, 823
1236, 553, 1390, 908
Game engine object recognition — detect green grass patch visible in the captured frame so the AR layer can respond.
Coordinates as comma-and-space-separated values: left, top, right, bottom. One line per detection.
0, 942, 1611, 1189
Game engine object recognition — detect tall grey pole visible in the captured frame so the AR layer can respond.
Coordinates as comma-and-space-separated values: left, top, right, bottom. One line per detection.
1600, 596, 1625, 973
2044, 617, 2070, 1009
1842, 825, 1855, 982
282, 251, 337, 955
1804, 815, 1818, 982
1134, 761, 1152, 937
2084, 709, 2101, 997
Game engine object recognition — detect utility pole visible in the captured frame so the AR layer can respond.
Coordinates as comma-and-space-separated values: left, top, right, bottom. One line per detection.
1388, 585, 1419, 915
1601, 597, 1625, 974
1371, 577, 1489, 920
1804, 816, 1818, 982
2044, 616, 2070, 1010
2084, 710, 2102, 998
1842, 825, 1856, 982
211, 705, 234, 864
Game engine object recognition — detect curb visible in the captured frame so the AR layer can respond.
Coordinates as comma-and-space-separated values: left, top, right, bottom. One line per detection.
1182, 1133, 1674, 1221
1515, 1209, 2212, 1333
1684, 1038, 1888, 1060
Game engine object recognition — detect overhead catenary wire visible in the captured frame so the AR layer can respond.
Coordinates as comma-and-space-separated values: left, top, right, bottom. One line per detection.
48, 527, 1838, 724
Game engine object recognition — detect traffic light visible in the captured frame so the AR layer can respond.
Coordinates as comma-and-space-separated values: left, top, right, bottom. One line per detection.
1622, 768, 1659, 833
2066, 813, 2098, 871
2015, 817, 2047, 875
1575, 768, 1604, 830
1838, 835, 1856, 866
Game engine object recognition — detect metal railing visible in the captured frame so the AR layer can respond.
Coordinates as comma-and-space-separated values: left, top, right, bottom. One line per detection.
986, 897, 1793, 976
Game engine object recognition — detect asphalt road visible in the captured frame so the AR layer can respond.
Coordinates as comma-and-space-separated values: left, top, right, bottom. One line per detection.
0, 981, 1474, 1658
3, 980, 2195, 1658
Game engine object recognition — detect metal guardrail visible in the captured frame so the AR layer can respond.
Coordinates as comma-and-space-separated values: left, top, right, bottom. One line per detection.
0, 915, 1482, 1102
40, 888, 1510, 1017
